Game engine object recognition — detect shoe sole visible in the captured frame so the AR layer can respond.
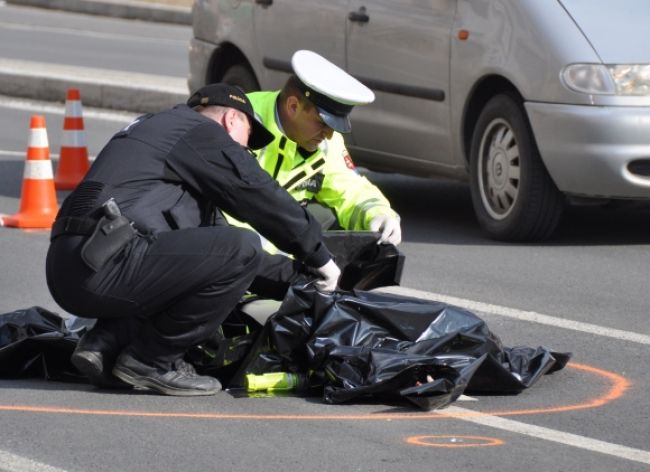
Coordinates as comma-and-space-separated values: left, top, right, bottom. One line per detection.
71, 351, 132, 390
112, 365, 220, 397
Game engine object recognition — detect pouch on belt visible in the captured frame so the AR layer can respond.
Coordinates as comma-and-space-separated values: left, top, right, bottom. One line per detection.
81, 200, 137, 272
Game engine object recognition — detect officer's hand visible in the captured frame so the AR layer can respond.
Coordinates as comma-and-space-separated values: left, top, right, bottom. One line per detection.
313, 258, 341, 292
369, 214, 402, 245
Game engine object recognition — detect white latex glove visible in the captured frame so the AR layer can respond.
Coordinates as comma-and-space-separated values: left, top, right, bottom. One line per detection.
369, 214, 402, 245
313, 258, 341, 292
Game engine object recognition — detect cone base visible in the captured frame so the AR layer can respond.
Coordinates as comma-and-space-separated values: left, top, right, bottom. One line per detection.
0, 211, 56, 229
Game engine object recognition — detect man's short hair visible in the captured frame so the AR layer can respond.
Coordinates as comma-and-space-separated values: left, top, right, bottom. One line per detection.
280, 75, 314, 111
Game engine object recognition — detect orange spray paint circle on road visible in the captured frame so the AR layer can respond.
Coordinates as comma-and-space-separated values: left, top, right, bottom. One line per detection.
0, 362, 631, 421
406, 435, 504, 448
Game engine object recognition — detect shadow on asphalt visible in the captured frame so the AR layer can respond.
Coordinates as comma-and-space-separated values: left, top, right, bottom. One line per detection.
365, 170, 650, 247
1, 160, 647, 246
0, 379, 83, 391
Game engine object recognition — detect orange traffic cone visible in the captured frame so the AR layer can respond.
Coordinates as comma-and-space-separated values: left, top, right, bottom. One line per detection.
0, 115, 59, 229
54, 88, 89, 190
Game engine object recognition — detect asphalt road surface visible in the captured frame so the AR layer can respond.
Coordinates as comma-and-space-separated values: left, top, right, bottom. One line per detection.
0, 3, 649, 472
0, 3, 189, 77
1, 94, 649, 472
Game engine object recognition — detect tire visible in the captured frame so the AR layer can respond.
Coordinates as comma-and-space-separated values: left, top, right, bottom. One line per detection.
221, 64, 260, 93
469, 93, 564, 241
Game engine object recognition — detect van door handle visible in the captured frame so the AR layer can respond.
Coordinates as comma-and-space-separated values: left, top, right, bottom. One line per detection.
348, 6, 369, 23
255, 0, 273, 5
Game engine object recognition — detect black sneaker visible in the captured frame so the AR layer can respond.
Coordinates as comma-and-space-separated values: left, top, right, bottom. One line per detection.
112, 351, 221, 396
71, 328, 132, 389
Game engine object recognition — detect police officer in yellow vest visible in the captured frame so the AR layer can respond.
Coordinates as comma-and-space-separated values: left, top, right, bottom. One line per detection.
241, 50, 402, 247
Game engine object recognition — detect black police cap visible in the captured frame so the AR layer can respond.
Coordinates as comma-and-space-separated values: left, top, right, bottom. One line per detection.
187, 83, 274, 150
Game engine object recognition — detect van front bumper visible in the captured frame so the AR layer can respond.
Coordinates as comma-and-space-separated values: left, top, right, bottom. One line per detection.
525, 102, 650, 199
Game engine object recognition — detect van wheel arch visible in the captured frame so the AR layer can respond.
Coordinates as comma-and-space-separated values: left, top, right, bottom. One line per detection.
208, 45, 260, 92
462, 77, 522, 167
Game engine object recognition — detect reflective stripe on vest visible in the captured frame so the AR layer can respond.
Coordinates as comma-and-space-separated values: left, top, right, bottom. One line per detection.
248, 91, 327, 198
282, 155, 326, 192
348, 197, 384, 229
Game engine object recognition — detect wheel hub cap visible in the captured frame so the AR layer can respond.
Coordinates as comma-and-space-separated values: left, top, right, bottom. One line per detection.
478, 119, 521, 220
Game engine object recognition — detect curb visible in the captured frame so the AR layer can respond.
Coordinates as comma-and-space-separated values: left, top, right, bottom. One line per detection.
1, 0, 191, 112
5, 0, 191, 25
0, 59, 188, 113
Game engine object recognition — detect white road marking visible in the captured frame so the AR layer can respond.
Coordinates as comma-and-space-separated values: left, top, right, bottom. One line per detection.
0, 449, 69, 472
0, 95, 137, 122
380, 286, 650, 345
1, 150, 99, 162
445, 406, 650, 465
456, 395, 477, 402
0, 20, 186, 45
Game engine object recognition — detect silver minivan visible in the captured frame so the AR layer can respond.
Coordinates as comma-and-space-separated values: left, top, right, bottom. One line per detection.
189, 0, 650, 240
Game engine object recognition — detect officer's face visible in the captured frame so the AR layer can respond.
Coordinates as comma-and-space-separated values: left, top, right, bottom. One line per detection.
285, 99, 334, 152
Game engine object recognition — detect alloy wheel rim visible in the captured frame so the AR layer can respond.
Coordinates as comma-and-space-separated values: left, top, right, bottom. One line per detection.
478, 118, 521, 220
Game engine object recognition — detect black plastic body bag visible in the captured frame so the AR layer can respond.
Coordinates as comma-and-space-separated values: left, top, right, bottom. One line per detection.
0, 306, 91, 381
193, 284, 570, 410
0, 234, 569, 409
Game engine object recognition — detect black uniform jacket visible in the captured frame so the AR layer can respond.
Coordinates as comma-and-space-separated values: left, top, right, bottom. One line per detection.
60, 104, 330, 268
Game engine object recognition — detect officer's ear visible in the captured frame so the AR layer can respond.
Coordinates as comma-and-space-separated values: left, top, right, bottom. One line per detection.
222, 108, 239, 133
284, 95, 301, 120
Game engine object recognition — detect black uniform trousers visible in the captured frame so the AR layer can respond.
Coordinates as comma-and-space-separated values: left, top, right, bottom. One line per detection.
47, 225, 267, 368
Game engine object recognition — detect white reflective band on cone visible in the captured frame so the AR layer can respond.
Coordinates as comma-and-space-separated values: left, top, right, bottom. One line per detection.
65, 100, 83, 117
28, 128, 49, 148
62, 129, 87, 147
23, 160, 54, 179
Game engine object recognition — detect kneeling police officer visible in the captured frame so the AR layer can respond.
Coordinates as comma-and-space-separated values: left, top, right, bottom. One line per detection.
46, 84, 340, 396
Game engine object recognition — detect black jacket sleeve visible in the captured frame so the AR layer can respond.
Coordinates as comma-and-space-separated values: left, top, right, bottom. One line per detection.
166, 121, 330, 268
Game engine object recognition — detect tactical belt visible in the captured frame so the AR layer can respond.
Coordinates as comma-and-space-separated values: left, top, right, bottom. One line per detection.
50, 216, 98, 241
51, 212, 139, 272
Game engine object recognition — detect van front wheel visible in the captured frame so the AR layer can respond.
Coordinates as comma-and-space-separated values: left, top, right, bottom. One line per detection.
469, 94, 563, 241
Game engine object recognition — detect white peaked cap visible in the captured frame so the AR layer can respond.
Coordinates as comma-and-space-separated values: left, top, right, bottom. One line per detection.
291, 50, 375, 133
291, 50, 375, 105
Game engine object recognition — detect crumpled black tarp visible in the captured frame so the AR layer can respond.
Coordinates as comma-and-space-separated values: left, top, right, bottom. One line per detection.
217, 284, 570, 410
0, 232, 402, 383
0, 235, 569, 410
0, 290, 570, 410
0, 306, 91, 381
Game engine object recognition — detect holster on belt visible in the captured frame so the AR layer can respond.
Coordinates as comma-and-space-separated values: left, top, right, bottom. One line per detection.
80, 199, 137, 272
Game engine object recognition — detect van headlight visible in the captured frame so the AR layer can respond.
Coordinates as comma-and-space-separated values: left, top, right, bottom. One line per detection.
562, 64, 650, 96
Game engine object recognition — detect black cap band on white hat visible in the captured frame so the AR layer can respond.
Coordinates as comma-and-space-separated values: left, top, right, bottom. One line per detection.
295, 78, 353, 133
187, 83, 274, 150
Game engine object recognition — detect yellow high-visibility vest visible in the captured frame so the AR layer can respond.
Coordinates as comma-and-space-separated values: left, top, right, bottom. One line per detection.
247, 90, 397, 230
